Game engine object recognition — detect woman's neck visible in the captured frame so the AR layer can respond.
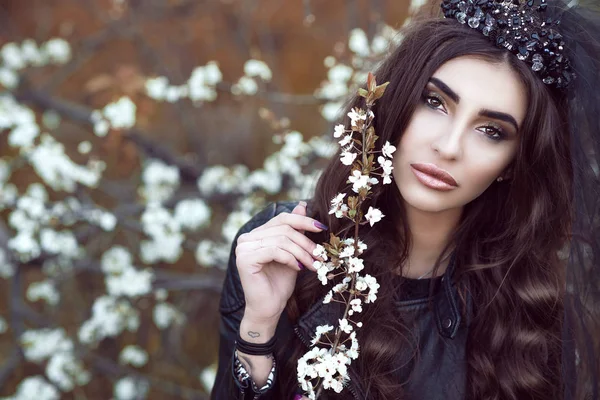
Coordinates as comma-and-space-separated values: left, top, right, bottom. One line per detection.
401, 203, 462, 279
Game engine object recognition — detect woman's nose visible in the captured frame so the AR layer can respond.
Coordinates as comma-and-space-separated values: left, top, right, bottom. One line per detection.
431, 124, 464, 160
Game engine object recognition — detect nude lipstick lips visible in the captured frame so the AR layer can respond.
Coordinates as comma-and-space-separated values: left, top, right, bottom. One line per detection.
410, 163, 458, 191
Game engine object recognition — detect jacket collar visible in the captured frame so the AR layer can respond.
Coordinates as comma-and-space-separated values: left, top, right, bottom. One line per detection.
295, 253, 461, 341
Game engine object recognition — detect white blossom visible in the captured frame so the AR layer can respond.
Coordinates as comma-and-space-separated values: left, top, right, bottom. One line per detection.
203, 61, 223, 85
93, 119, 110, 137
46, 351, 91, 391
339, 318, 352, 334
27, 280, 60, 305
382, 141, 397, 158
0, 67, 18, 89
222, 210, 251, 243
22, 39, 46, 66
356, 274, 380, 303
99, 212, 117, 231
347, 107, 367, 127
102, 96, 136, 129
348, 170, 378, 193
140, 159, 180, 203
333, 124, 345, 138
312, 244, 328, 261
340, 150, 357, 166
78, 296, 140, 345
140, 234, 184, 264
119, 345, 149, 367
244, 59, 272, 81
101, 246, 133, 274
338, 244, 355, 259
348, 28, 370, 57
311, 324, 334, 346
234, 76, 258, 95
105, 267, 153, 298
342, 238, 367, 254
8, 123, 39, 149
28, 134, 101, 191
329, 193, 348, 218
200, 365, 217, 393
1, 42, 26, 70
8, 231, 41, 261
188, 63, 221, 102
145, 76, 169, 100
77, 140, 92, 154
174, 198, 211, 230
20, 328, 73, 363
347, 332, 360, 359
114, 377, 149, 400
8, 376, 59, 400
365, 206, 384, 226
346, 257, 364, 273
349, 299, 362, 315
338, 133, 353, 147
321, 101, 344, 121
327, 64, 353, 83
40, 228, 80, 258
195, 239, 229, 268
314, 260, 335, 285
43, 38, 71, 64
332, 280, 350, 294
153, 302, 185, 329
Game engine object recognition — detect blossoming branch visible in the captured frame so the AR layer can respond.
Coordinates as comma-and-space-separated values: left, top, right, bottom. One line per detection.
296, 72, 395, 399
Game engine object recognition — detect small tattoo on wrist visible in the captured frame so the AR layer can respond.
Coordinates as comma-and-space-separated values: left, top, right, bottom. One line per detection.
247, 331, 260, 338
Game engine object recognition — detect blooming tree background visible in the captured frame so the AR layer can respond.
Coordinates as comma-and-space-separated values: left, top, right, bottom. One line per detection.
0, 0, 424, 398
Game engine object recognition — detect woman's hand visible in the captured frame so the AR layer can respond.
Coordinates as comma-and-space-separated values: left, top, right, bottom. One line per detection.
236, 201, 327, 323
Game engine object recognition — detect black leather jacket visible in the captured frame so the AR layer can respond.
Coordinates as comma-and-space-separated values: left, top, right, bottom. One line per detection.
211, 201, 470, 400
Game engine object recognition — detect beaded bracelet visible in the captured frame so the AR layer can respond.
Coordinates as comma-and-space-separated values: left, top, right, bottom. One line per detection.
233, 350, 277, 394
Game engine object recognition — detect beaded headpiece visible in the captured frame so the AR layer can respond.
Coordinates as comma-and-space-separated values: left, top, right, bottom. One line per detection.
441, 0, 575, 89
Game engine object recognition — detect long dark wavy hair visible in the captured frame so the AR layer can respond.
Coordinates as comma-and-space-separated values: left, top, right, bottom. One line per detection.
274, 16, 573, 400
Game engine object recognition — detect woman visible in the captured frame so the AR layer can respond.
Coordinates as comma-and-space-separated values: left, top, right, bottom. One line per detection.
211, 0, 600, 399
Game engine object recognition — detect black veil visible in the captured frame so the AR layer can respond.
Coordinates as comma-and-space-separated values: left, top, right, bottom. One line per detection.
549, 1, 600, 398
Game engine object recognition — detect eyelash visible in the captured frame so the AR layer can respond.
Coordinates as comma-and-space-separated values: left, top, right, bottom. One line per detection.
422, 92, 507, 141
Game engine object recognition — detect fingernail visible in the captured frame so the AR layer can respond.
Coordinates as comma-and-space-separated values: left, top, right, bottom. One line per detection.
297, 261, 305, 270
298, 201, 307, 208
293, 395, 303, 400
313, 221, 328, 230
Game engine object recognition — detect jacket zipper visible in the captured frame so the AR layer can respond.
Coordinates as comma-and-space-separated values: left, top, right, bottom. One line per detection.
293, 325, 362, 400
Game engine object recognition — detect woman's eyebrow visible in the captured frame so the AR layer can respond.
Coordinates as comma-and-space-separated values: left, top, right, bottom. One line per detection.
429, 77, 460, 103
428, 77, 520, 132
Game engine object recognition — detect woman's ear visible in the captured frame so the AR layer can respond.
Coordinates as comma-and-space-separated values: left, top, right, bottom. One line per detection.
501, 163, 515, 181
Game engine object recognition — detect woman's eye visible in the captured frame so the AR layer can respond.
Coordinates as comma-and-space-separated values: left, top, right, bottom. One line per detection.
424, 94, 445, 110
479, 126, 505, 141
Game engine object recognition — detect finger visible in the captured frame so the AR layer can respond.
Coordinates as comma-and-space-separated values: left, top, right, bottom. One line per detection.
237, 234, 316, 271
240, 246, 304, 273
291, 202, 308, 235
239, 224, 318, 257
253, 207, 328, 234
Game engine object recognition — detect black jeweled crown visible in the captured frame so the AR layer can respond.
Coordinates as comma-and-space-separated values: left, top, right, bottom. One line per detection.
441, 0, 575, 89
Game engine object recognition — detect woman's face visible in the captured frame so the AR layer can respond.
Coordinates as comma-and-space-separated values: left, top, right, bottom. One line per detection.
392, 56, 528, 213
